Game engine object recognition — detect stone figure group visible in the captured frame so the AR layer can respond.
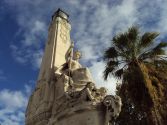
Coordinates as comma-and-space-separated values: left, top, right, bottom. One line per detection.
26, 42, 122, 125
25, 9, 122, 125
54, 43, 108, 104
53, 43, 122, 124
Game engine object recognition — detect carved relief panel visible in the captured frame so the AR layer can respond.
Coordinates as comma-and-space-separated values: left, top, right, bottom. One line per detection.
59, 20, 69, 43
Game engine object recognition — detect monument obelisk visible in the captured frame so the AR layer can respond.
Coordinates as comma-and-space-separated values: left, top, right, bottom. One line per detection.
25, 9, 122, 125
37, 9, 71, 83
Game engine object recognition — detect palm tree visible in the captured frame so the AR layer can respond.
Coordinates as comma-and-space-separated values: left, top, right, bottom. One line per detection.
103, 26, 167, 125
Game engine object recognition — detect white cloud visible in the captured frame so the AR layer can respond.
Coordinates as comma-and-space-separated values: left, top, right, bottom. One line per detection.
3, 0, 167, 93
24, 84, 32, 95
89, 61, 117, 95
156, 0, 167, 38
21, 20, 47, 47
31, 49, 43, 69
0, 89, 27, 109
3, 1, 167, 124
10, 44, 43, 69
0, 85, 31, 125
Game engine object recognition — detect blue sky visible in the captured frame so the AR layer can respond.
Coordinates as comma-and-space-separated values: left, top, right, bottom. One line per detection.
0, 0, 167, 125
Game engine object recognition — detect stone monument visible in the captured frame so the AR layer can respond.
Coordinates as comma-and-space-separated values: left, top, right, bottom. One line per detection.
25, 9, 122, 125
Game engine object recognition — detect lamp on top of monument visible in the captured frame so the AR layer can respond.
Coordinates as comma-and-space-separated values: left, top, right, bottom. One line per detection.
25, 8, 122, 125
53, 8, 69, 20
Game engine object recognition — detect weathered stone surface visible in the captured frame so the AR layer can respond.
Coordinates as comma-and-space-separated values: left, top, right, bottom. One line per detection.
37, 9, 71, 83
25, 9, 122, 125
51, 106, 106, 125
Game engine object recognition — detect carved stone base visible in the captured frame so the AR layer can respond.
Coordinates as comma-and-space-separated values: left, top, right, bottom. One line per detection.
53, 110, 105, 125
50, 103, 106, 125
26, 111, 51, 125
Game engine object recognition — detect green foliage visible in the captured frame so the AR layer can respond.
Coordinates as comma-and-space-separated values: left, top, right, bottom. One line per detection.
139, 32, 159, 48
103, 26, 167, 80
103, 26, 167, 125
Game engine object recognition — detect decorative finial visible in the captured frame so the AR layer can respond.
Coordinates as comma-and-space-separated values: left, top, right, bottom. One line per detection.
52, 8, 69, 20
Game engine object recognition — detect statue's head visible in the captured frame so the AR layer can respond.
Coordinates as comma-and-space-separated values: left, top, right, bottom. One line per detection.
99, 87, 107, 96
86, 82, 95, 90
74, 50, 81, 60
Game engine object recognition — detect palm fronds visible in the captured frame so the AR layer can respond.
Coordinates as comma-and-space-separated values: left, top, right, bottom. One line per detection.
139, 32, 159, 48
103, 26, 167, 80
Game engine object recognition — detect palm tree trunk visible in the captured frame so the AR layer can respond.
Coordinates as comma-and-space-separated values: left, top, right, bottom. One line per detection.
124, 62, 164, 125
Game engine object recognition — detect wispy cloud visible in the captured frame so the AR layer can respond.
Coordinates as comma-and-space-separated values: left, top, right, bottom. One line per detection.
10, 44, 43, 69
1, 1, 167, 125
2, 0, 167, 92
0, 85, 31, 125
89, 61, 117, 94
0, 89, 27, 109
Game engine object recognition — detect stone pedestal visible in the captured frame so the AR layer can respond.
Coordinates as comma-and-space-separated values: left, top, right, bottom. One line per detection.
48, 102, 106, 125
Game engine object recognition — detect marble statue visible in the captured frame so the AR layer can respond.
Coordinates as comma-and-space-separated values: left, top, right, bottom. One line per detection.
68, 50, 82, 71
25, 9, 122, 125
103, 95, 122, 124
